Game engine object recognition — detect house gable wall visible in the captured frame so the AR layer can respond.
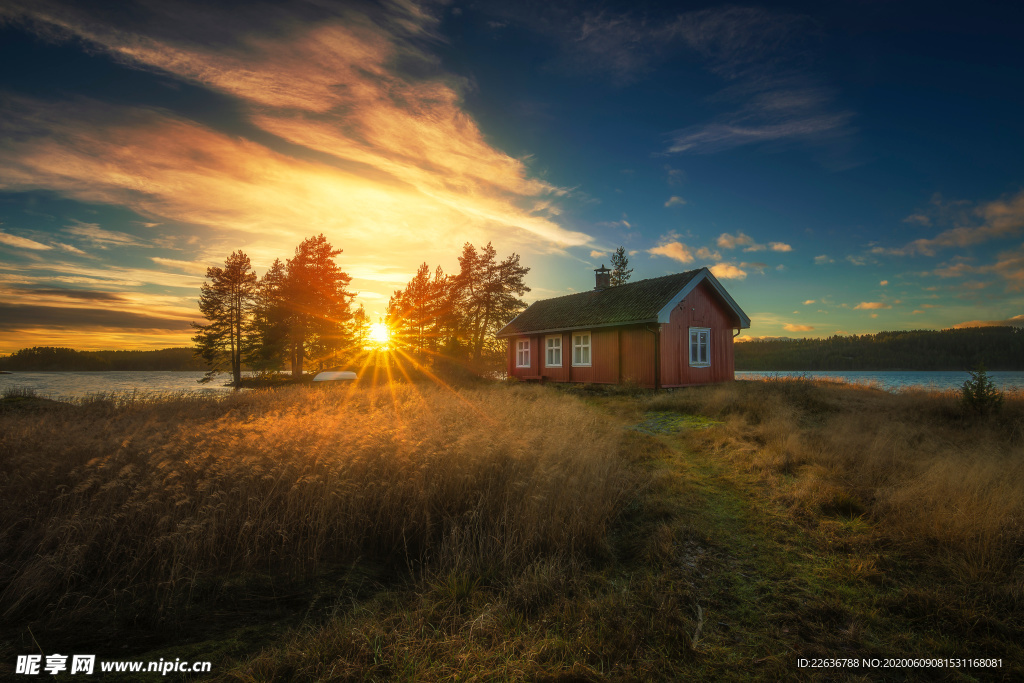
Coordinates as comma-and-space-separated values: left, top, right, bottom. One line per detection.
659, 280, 736, 386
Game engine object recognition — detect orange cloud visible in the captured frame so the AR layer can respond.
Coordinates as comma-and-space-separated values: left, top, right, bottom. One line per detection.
710, 262, 747, 280
0, 1, 596, 343
648, 241, 694, 263
951, 314, 1024, 329
783, 323, 814, 332
853, 301, 891, 310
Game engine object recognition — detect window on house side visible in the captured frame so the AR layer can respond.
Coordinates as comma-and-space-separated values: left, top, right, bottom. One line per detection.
516, 339, 530, 368
689, 328, 710, 367
545, 335, 562, 367
572, 332, 591, 366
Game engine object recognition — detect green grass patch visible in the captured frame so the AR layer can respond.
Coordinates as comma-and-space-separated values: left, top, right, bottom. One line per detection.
629, 411, 724, 435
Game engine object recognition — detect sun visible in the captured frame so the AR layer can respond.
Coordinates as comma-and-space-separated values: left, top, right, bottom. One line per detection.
369, 322, 390, 346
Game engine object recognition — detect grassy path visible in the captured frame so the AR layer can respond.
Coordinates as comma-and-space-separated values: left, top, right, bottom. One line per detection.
618, 407, 1013, 682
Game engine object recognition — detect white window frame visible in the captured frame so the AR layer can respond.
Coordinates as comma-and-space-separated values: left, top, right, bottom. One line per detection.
689, 327, 711, 367
545, 334, 562, 367
516, 339, 531, 368
571, 331, 592, 367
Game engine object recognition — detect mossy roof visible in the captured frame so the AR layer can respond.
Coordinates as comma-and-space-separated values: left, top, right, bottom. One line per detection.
497, 269, 705, 337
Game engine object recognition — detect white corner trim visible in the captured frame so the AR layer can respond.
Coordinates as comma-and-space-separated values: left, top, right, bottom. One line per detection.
656, 268, 751, 328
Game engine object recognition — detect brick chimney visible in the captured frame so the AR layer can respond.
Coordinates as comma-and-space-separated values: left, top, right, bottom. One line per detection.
594, 264, 611, 291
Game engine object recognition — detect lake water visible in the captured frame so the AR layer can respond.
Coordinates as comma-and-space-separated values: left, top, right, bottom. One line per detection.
735, 370, 1024, 393
0, 371, 236, 399
2, 370, 1023, 399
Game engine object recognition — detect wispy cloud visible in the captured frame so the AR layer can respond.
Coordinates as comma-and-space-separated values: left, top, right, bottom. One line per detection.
663, 7, 850, 155
151, 257, 211, 275
890, 191, 1024, 256
903, 213, 931, 226
0, 303, 192, 331
739, 261, 767, 274
668, 112, 850, 155
814, 254, 833, 264
489, 5, 849, 153
0, 0, 593, 337
783, 323, 814, 332
664, 196, 686, 207
19, 288, 125, 301
0, 229, 52, 250
717, 231, 757, 250
853, 302, 891, 310
64, 221, 148, 249
929, 243, 1024, 291
716, 231, 790, 253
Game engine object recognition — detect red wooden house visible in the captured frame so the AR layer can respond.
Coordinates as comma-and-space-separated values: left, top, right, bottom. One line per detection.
497, 266, 750, 388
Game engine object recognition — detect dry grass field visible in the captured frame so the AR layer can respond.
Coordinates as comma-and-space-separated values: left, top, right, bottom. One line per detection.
644, 377, 1024, 584
1, 377, 1022, 680
0, 384, 632, 629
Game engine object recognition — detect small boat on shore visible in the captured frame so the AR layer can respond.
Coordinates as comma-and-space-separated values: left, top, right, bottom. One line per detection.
312, 371, 357, 382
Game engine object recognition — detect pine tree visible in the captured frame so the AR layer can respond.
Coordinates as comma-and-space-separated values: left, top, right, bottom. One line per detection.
282, 235, 354, 377
961, 363, 1003, 415
243, 258, 289, 375
349, 305, 370, 350
452, 242, 530, 362
387, 263, 452, 357
192, 251, 257, 385
610, 246, 633, 286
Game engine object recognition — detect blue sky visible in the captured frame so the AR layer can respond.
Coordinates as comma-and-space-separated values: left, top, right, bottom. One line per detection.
0, 0, 1022, 351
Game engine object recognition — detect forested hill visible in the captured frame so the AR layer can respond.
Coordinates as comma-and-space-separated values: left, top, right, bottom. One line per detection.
0, 347, 204, 371
735, 327, 1024, 371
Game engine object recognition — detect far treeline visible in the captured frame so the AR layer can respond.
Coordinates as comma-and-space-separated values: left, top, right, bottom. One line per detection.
735, 326, 1024, 371
0, 347, 203, 371
194, 234, 531, 384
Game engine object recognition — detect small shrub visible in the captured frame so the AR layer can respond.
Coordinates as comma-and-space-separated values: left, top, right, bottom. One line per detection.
961, 364, 1003, 416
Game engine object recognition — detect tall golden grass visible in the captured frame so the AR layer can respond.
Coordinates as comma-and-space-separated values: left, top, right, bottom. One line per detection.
0, 384, 632, 626
647, 377, 1024, 584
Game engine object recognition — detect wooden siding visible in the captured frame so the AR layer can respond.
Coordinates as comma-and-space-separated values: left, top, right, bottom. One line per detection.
507, 325, 659, 387
659, 280, 737, 386
619, 325, 657, 387
506, 280, 740, 388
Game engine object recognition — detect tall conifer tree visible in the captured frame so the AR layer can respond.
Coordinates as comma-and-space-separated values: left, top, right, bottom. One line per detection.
283, 234, 354, 376
192, 250, 257, 385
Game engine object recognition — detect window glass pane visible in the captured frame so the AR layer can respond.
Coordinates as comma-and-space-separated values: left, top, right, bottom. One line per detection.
582, 346, 590, 364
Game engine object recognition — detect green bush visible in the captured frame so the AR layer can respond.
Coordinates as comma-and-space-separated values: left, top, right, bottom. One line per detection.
961, 364, 1003, 415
